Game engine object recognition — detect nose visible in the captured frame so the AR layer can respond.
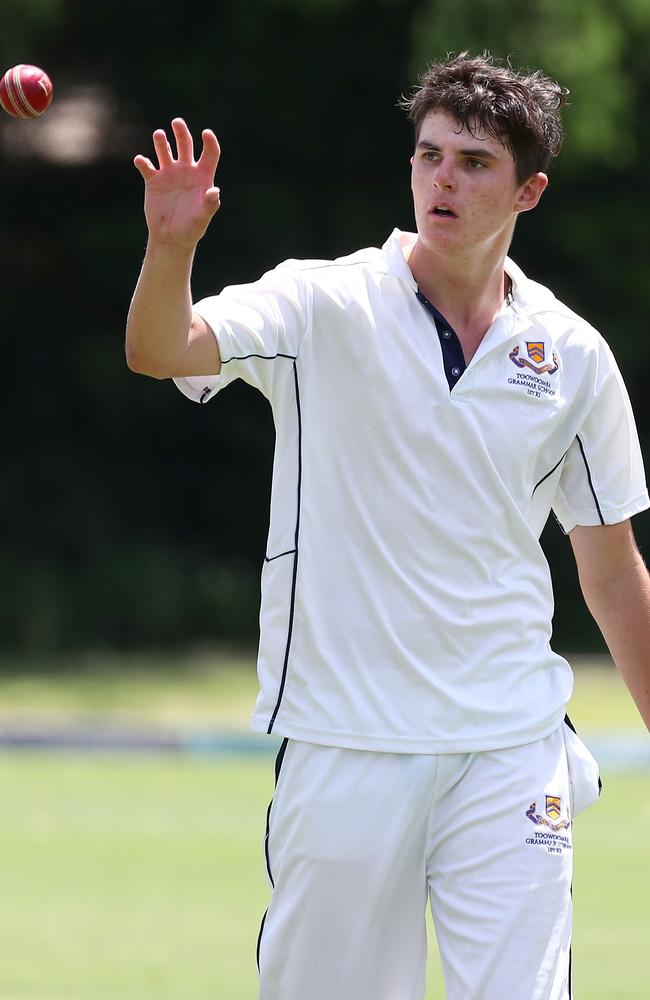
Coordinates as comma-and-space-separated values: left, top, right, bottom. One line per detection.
433, 157, 456, 191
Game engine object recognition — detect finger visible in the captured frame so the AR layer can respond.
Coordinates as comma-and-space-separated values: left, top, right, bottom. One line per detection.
133, 154, 157, 180
197, 129, 221, 172
152, 128, 174, 167
171, 117, 194, 163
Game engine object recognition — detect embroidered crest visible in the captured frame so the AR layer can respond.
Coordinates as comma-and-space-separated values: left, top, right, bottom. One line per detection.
526, 799, 570, 831
525, 796, 572, 854
545, 795, 562, 821
509, 344, 559, 376
526, 341, 545, 364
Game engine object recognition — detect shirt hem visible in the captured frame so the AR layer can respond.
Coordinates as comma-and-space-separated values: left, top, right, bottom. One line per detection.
555, 492, 650, 532
250, 711, 566, 755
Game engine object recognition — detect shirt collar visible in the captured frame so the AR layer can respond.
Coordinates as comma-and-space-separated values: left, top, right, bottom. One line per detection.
382, 229, 418, 288
503, 256, 532, 310
382, 228, 536, 312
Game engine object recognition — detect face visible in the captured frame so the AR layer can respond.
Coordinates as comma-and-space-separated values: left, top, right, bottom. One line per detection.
410, 110, 547, 261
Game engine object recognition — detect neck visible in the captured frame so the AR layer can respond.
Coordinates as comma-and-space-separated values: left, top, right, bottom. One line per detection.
408, 236, 509, 314
405, 237, 511, 359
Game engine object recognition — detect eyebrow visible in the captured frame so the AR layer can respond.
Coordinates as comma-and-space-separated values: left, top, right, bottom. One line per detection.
416, 140, 498, 160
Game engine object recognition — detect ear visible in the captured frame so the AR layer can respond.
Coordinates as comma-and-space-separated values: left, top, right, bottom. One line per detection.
410, 155, 414, 165
514, 172, 549, 215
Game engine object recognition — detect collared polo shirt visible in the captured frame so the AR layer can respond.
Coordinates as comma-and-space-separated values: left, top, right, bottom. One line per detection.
175, 229, 648, 754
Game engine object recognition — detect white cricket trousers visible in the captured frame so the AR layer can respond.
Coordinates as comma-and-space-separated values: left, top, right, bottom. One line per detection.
257, 722, 600, 1000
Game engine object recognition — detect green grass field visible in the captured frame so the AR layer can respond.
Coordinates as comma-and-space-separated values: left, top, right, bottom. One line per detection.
0, 652, 648, 998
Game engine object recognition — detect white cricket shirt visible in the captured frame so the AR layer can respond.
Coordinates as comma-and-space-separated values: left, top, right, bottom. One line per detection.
175, 229, 648, 753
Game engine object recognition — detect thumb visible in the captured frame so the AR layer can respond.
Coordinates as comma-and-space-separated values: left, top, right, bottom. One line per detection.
205, 186, 221, 207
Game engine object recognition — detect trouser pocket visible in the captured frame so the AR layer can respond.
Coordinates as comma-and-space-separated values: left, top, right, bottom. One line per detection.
563, 718, 601, 817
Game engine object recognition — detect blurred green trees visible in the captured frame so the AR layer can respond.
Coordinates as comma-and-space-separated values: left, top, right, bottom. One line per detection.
0, 0, 648, 654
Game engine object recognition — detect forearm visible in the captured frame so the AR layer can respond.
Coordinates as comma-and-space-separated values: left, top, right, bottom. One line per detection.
125, 241, 196, 378
580, 553, 650, 731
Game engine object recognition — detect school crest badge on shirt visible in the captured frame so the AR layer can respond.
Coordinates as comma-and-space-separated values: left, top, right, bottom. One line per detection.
506, 340, 560, 398
526, 342, 546, 364
509, 342, 559, 376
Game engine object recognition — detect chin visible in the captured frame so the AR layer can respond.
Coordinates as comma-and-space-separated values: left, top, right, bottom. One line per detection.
417, 229, 462, 252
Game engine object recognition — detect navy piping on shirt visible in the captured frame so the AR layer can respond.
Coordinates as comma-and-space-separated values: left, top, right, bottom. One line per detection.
532, 449, 570, 497
257, 737, 290, 972
265, 548, 297, 563
199, 353, 298, 403
576, 436, 605, 524
568, 900, 573, 997
268, 360, 303, 733
223, 352, 297, 363
200, 349, 302, 729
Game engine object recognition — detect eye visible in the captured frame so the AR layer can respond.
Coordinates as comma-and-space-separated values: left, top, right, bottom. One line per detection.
467, 158, 487, 169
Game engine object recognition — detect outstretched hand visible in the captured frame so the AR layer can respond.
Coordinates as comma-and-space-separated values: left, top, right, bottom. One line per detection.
134, 118, 221, 251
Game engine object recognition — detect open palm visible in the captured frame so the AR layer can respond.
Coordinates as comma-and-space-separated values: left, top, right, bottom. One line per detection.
134, 118, 221, 250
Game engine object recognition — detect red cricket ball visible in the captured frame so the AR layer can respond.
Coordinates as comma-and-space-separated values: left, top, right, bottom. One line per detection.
0, 64, 54, 119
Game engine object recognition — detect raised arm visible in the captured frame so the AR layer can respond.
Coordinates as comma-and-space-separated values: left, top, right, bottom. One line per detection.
570, 519, 650, 731
126, 118, 222, 379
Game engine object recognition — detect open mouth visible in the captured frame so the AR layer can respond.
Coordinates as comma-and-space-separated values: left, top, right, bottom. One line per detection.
431, 206, 457, 218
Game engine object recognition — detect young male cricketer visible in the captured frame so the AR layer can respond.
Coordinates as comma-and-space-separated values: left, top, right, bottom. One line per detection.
126, 53, 650, 1000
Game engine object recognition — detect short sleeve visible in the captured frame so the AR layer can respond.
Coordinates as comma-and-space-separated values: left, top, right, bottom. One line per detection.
553, 356, 649, 532
173, 261, 309, 403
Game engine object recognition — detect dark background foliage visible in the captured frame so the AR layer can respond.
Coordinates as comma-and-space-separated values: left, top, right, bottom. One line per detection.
1, 0, 648, 656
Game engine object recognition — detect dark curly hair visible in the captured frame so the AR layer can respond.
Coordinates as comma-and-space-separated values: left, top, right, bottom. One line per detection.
400, 52, 568, 183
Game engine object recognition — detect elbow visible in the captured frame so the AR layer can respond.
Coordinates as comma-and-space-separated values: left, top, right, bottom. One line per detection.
125, 341, 174, 380
124, 341, 144, 374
